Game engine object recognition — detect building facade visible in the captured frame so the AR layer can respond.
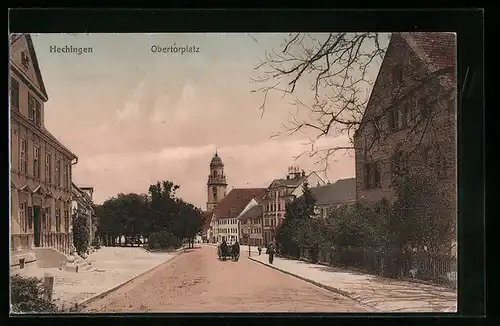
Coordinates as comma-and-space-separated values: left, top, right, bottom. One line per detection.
262, 166, 325, 245
354, 32, 456, 203
353, 32, 457, 255
71, 184, 95, 246
237, 199, 263, 246
206, 151, 228, 211
10, 34, 78, 256
212, 188, 266, 244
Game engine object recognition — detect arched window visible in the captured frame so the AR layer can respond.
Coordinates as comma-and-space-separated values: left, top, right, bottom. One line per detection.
213, 186, 217, 201
213, 170, 218, 177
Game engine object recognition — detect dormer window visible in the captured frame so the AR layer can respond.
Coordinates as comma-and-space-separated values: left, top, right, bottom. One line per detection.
21, 51, 30, 69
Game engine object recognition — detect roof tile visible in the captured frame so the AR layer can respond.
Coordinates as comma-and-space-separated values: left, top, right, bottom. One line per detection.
212, 188, 266, 219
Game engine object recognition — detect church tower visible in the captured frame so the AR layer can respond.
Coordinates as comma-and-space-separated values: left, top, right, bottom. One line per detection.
207, 151, 228, 211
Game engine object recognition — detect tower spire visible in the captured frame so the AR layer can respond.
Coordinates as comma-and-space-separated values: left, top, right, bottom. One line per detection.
215, 148, 218, 156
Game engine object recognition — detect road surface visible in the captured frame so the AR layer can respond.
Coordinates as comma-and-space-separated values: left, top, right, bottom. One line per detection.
82, 246, 371, 313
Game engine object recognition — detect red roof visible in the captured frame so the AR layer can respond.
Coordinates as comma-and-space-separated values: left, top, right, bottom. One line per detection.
406, 32, 457, 79
212, 188, 267, 219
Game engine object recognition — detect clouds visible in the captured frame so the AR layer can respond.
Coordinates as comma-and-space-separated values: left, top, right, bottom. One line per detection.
31, 33, 359, 209
73, 136, 355, 207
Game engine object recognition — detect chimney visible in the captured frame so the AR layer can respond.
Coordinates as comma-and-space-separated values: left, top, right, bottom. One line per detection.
301, 170, 305, 177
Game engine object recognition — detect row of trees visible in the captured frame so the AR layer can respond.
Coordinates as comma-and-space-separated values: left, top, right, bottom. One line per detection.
94, 181, 205, 249
276, 167, 455, 264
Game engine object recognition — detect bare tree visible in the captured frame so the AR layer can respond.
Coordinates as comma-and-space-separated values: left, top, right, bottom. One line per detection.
251, 33, 457, 175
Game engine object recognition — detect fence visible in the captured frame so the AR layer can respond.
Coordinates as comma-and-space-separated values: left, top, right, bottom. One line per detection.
301, 247, 457, 289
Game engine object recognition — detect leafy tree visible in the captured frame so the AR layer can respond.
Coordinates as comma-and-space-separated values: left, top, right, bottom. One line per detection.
10, 275, 61, 313
72, 209, 90, 256
276, 182, 318, 258
148, 230, 181, 250
95, 180, 205, 250
390, 167, 455, 253
148, 181, 180, 233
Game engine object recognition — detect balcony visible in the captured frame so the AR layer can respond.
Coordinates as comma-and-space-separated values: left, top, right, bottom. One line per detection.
207, 175, 227, 184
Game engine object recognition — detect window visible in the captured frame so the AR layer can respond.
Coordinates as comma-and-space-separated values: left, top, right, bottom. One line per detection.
27, 207, 33, 230
55, 158, 61, 186
212, 186, 217, 202
63, 161, 68, 189
28, 94, 35, 121
10, 78, 19, 109
213, 170, 217, 177
391, 151, 408, 180
64, 163, 71, 189
436, 153, 448, 179
44, 207, 51, 231
19, 203, 27, 232
392, 65, 403, 85
19, 139, 27, 173
33, 146, 40, 179
363, 162, 381, 189
64, 209, 69, 233
55, 209, 61, 232
45, 153, 52, 183
35, 101, 41, 126
28, 93, 41, 125
397, 106, 407, 129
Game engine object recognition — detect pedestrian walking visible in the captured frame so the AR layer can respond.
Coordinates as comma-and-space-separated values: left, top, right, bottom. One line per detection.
267, 242, 276, 264
257, 246, 262, 255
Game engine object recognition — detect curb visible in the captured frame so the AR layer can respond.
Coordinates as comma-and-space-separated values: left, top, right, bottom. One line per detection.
77, 251, 184, 310
248, 256, 379, 312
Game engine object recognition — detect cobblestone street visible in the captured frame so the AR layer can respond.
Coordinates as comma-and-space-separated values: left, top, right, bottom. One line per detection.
81, 246, 371, 313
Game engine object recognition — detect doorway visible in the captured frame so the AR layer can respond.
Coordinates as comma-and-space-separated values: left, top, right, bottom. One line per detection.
33, 206, 41, 247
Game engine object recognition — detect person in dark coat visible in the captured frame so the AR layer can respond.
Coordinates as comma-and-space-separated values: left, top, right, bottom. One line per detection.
221, 239, 228, 261
267, 242, 276, 264
232, 240, 240, 260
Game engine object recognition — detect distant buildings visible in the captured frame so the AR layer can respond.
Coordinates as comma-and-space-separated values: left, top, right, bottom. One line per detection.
10, 34, 78, 260
212, 188, 266, 243
237, 197, 264, 246
71, 184, 96, 246
261, 166, 325, 245
309, 178, 356, 218
206, 151, 227, 211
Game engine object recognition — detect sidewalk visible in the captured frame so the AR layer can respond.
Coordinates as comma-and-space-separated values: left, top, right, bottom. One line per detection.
249, 254, 457, 313
12, 246, 179, 308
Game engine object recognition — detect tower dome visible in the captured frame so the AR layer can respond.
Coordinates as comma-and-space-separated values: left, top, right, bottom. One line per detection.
210, 152, 224, 167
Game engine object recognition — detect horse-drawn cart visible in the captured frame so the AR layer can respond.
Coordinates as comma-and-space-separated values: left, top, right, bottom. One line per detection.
217, 243, 240, 261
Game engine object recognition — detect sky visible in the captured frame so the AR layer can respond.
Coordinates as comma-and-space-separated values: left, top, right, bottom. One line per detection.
31, 33, 381, 209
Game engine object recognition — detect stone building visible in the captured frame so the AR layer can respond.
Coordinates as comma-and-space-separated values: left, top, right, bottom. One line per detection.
262, 166, 325, 245
10, 33, 78, 259
206, 151, 228, 211
353, 32, 457, 255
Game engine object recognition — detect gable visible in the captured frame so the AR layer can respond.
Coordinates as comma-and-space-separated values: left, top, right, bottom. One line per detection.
357, 34, 411, 129
10, 34, 48, 101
